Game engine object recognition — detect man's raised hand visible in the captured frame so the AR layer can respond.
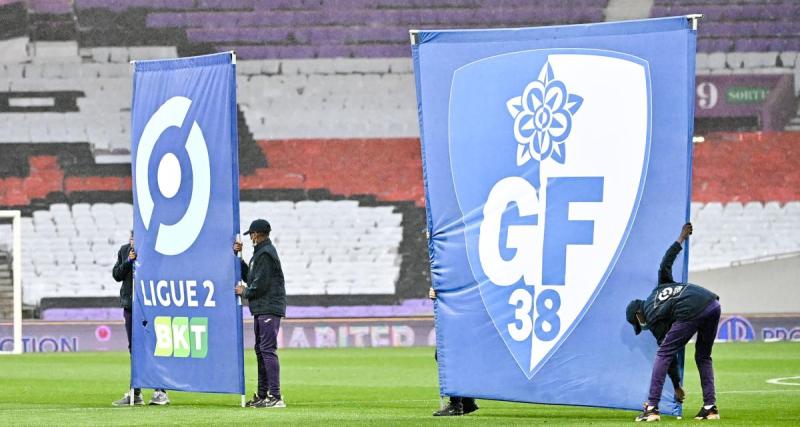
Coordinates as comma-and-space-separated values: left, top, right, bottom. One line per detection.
678, 222, 693, 244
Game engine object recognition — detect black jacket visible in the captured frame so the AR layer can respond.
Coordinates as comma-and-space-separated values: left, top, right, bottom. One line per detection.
112, 243, 134, 310
240, 239, 286, 317
643, 242, 720, 343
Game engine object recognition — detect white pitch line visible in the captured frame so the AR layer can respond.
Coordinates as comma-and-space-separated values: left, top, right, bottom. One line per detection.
766, 376, 800, 386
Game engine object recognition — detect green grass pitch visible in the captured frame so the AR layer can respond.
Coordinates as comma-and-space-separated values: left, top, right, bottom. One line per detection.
1, 342, 798, 425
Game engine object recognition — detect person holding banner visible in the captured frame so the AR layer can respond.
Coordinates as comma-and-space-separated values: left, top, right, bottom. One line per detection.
428, 287, 479, 417
111, 231, 169, 406
234, 219, 287, 409
626, 223, 721, 422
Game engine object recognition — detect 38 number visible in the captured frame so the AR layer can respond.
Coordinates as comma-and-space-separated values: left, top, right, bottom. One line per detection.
508, 289, 533, 341
507, 288, 561, 342
534, 289, 560, 341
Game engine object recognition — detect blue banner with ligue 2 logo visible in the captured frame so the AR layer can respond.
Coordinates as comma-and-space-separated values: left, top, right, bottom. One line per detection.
130, 52, 244, 394
412, 17, 696, 414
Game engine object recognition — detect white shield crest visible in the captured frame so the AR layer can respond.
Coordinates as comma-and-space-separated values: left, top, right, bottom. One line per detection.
449, 50, 651, 377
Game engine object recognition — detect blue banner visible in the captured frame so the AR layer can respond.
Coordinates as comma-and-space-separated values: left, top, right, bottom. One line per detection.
130, 52, 244, 394
412, 17, 696, 414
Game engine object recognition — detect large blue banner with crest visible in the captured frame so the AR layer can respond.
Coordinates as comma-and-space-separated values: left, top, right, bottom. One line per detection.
412, 17, 696, 414
130, 52, 244, 394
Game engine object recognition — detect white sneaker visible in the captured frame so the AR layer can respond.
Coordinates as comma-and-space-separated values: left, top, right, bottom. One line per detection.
112, 392, 143, 406
149, 390, 170, 406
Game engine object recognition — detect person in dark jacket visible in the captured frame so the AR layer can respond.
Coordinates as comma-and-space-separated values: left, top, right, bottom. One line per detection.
428, 287, 479, 417
626, 223, 721, 422
111, 231, 169, 406
234, 219, 287, 409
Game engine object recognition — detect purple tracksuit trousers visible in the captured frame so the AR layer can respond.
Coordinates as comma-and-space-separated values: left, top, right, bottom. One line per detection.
648, 300, 721, 406
254, 314, 282, 399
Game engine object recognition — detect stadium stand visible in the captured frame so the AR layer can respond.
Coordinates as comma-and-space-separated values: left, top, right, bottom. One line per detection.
651, 0, 800, 53
72, 0, 608, 59
690, 132, 800, 270
3, 1, 799, 155
1, 0, 799, 316
3, 131, 798, 309
0, 249, 12, 319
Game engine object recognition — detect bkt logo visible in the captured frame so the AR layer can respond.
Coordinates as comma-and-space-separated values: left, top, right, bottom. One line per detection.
135, 96, 211, 256
154, 316, 209, 358
449, 50, 651, 378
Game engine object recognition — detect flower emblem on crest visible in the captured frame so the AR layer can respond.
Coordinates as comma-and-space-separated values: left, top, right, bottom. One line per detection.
507, 62, 583, 166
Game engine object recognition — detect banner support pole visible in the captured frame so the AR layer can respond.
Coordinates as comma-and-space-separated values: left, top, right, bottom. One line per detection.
236, 232, 245, 407
236, 233, 243, 306
130, 234, 136, 407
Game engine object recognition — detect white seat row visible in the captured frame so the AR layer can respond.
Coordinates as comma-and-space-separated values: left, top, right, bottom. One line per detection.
688, 201, 800, 271
696, 51, 798, 71
18, 200, 403, 306
6, 48, 798, 154
0, 54, 422, 151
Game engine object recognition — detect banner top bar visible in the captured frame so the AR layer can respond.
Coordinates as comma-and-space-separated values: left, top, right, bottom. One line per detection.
409, 30, 420, 45
686, 14, 704, 31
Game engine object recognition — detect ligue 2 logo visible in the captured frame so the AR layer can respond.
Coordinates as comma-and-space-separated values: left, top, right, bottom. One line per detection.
135, 96, 211, 256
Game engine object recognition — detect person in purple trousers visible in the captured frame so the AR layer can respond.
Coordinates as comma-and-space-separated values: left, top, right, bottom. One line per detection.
234, 219, 287, 409
626, 223, 721, 422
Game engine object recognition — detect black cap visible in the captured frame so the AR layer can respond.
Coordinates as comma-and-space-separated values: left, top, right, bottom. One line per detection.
626, 299, 644, 335
243, 219, 271, 235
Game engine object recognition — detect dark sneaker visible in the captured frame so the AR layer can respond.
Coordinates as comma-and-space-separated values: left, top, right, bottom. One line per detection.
433, 403, 464, 417
112, 392, 143, 407
245, 393, 265, 407
253, 396, 285, 408
149, 390, 170, 406
463, 400, 479, 415
694, 405, 720, 420
635, 404, 660, 422
674, 386, 685, 403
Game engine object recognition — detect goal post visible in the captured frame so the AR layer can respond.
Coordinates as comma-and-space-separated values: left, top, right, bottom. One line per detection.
0, 210, 22, 355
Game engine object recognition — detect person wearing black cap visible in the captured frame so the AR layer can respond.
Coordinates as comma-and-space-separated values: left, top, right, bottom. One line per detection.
626, 223, 721, 422
233, 219, 287, 409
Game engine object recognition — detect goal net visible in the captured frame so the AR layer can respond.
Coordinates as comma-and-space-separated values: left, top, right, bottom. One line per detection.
0, 210, 22, 354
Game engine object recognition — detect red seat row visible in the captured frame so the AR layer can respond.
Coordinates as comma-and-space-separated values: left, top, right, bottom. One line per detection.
1, 132, 798, 208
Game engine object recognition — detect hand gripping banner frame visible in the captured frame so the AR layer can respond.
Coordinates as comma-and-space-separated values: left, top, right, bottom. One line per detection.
130, 52, 245, 401
411, 17, 698, 415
